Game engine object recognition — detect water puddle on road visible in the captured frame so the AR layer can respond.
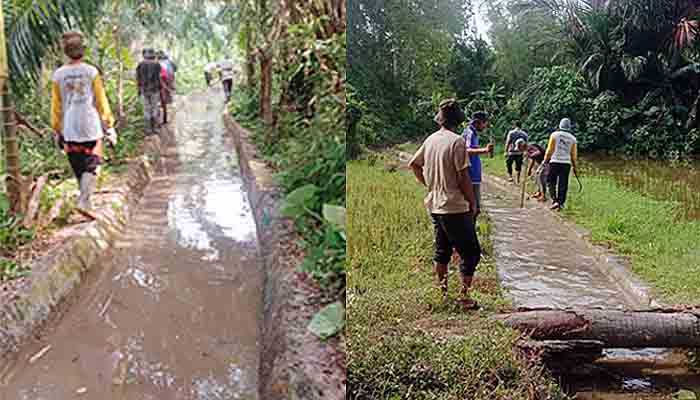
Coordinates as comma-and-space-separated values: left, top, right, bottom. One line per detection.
482, 176, 700, 398
0, 91, 262, 400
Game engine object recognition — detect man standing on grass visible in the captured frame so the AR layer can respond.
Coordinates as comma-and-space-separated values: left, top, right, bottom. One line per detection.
408, 99, 482, 311
544, 118, 578, 211
462, 111, 494, 219
504, 122, 529, 184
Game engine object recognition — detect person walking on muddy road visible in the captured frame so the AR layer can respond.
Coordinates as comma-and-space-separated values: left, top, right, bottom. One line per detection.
504, 122, 529, 184
462, 111, 494, 220
408, 99, 482, 311
218, 58, 235, 103
544, 118, 578, 211
204, 61, 217, 87
51, 31, 116, 220
136, 48, 163, 135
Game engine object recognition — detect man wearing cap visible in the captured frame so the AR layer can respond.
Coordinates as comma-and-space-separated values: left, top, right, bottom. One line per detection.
504, 122, 529, 184
136, 48, 163, 135
544, 118, 578, 210
51, 31, 117, 218
408, 99, 482, 311
462, 111, 494, 219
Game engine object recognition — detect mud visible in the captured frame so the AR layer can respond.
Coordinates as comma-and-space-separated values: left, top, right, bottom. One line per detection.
0, 92, 263, 399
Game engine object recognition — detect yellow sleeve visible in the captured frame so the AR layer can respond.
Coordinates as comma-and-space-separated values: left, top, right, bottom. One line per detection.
93, 74, 115, 129
571, 143, 578, 164
51, 81, 63, 133
544, 135, 556, 161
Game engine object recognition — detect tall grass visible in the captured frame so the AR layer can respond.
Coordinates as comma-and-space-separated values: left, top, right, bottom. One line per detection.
347, 160, 567, 399
564, 177, 700, 304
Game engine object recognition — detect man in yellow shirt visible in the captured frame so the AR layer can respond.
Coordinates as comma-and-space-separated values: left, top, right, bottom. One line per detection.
544, 118, 578, 211
51, 31, 116, 218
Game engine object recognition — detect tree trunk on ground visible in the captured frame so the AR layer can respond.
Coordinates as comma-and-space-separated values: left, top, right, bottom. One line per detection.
495, 309, 700, 348
2, 81, 23, 213
259, 51, 274, 126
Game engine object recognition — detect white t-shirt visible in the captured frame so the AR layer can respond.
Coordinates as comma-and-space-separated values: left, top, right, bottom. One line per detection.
549, 130, 577, 164
204, 62, 217, 73
218, 60, 234, 80
52, 64, 104, 142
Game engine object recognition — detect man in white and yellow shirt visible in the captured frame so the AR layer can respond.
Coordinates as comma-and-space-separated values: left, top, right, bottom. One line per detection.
544, 118, 578, 211
51, 31, 116, 217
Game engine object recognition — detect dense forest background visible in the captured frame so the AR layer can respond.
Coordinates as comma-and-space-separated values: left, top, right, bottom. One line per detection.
348, 0, 700, 160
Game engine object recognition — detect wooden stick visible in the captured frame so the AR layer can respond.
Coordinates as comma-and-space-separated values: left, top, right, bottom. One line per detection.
28, 345, 52, 364
520, 157, 528, 208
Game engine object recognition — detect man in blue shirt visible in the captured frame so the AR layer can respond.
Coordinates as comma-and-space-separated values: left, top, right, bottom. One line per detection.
462, 111, 493, 219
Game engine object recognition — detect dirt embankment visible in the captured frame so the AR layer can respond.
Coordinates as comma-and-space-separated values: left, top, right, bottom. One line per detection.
223, 115, 346, 400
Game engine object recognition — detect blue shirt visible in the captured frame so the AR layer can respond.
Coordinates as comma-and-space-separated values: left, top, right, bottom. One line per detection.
462, 124, 482, 184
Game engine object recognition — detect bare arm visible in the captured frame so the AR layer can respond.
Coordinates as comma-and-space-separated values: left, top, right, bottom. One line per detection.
527, 159, 536, 176
410, 162, 427, 187
458, 169, 477, 216
467, 147, 491, 156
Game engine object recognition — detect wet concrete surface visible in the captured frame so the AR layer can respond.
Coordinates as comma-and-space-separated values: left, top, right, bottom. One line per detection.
482, 176, 643, 310
0, 92, 262, 399
481, 176, 700, 396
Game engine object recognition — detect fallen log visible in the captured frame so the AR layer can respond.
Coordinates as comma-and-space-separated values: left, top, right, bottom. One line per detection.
495, 309, 700, 348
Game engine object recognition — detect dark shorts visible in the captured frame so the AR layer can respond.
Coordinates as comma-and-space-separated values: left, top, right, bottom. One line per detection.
66, 141, 101, 181
506, 154, 524, 173
431, 213, 481, 277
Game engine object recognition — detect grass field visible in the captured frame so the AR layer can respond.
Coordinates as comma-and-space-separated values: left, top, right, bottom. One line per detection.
480, 150, 700, 304
347, 158, 566, 399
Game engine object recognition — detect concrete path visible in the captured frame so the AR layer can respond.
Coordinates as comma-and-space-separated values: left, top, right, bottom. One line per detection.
0, 91, 262, 400
482, 174, 650, 310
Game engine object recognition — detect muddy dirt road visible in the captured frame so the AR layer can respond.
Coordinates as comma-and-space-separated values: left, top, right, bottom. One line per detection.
0, 92, 262, 399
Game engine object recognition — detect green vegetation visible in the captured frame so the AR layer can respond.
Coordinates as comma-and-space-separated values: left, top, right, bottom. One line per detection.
564, 176, 700, 304
349, 0, 700, 160
230, 1, 346, 335
0, 0, 243, 273
347, 159, 566, 399
481, 154, 700, 304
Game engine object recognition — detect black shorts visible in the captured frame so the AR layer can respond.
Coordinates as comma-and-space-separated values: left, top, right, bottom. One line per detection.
431, 213, 481, 277
506, 154, 524, 172
66, 141, 101, 181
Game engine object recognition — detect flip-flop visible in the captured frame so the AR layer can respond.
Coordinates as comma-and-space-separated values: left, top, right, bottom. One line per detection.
456, 298, 480, 311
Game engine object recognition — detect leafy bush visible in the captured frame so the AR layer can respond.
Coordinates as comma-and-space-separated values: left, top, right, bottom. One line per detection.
232, 15, 346, 302
0, 194, 35, 256
521, 66, 591, 144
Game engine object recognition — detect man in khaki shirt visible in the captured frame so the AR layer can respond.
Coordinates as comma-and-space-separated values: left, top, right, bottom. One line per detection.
409, 99, 482, 310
